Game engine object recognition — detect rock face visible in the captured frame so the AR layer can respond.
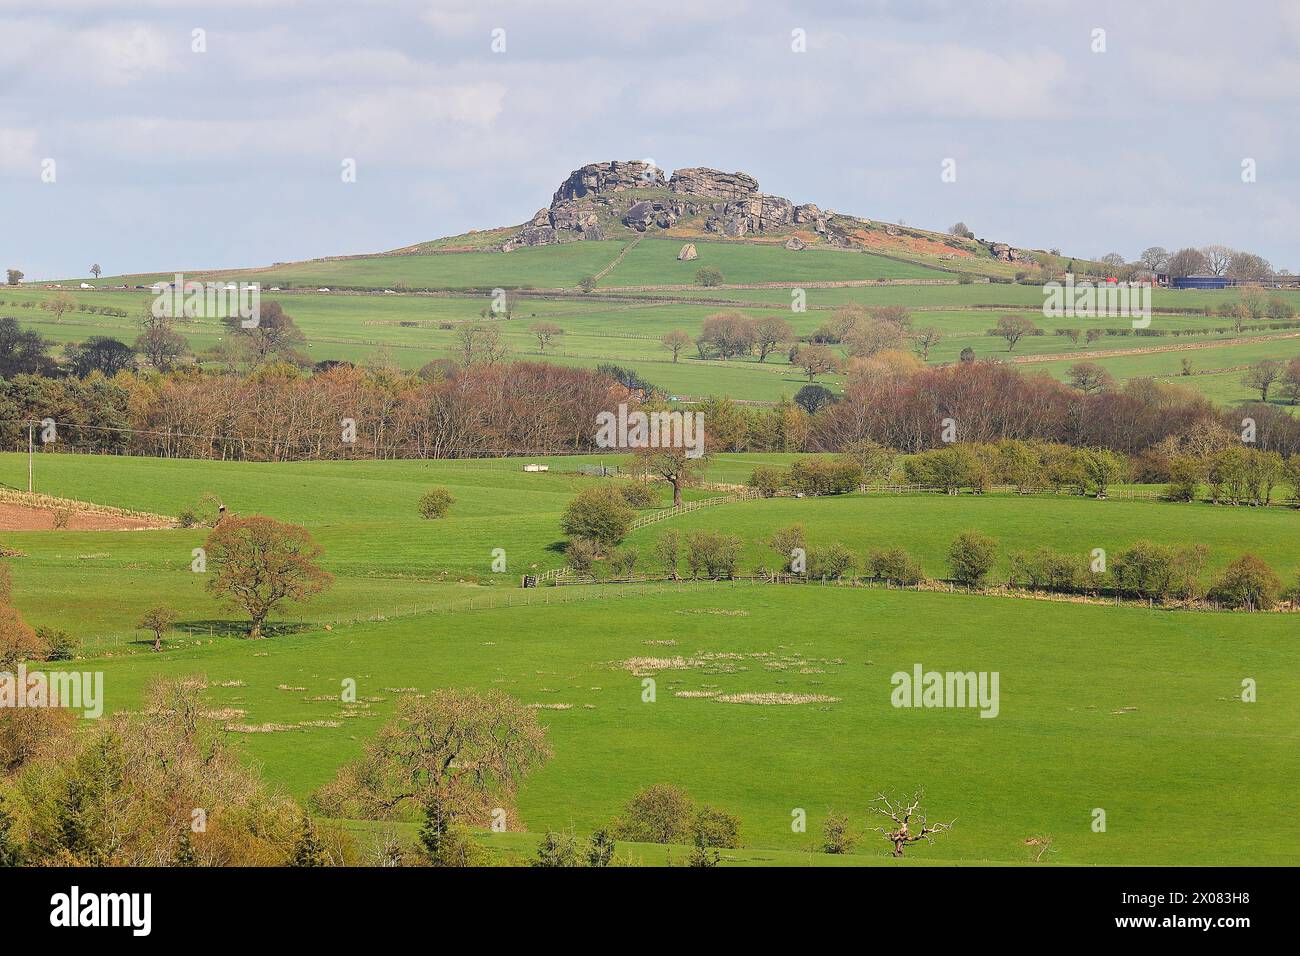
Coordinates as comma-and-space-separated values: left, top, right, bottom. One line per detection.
552, 161, 664, 203
984, 241, 1034, 263
668, 167, 759, 200
506, 160, 809, 248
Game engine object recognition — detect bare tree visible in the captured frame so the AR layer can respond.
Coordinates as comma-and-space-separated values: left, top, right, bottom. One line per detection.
1201, 244, 1234, 277
752, 315, 793, 362
1167, 247, 1208, 277
1139, 246, 1169, 272
661, 329, 692, 363
90, 263, 102, 280
1242, 360, 1284, 402
529, 321, 564, 353
910, 326, 943, 361
870, 789, 955, 858
993, 314, 1038, 351
793, 344, 840, 381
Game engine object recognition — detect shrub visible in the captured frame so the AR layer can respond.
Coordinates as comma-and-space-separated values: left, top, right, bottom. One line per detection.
867, 547, 925, 585
748, 465, 788, 498
1164, 456, 1202, 502
36, 626, 79, 661
560, 486, 634, 550
585, 828, 616, 867
619, 482, 657, 509
822, 811, 857, 854
695, 266, 724, 287
788, 457, 863, 496
1210, 554, 1282, 610
612, 784, 694, 844
768, 525, 806, 571
418, 487, 455, 519
1008, 548, 1082, 592
685, 530, 742, 579
1111, 541, 1208, 602
532, 829, 581, 867
948, 530, 998, 587
564, 538, 599, 573
655, 529, 682, 580
691, 805, 741, 849
578, 275, 597, 293
606, 546, 639, 579
808, 542, 855, 580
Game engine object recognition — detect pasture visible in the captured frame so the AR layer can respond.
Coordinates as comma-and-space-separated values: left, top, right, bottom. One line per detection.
4, 450, 1298, 865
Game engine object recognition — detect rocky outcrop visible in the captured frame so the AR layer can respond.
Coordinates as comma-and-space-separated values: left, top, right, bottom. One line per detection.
506, 160, 830, 248
552, 161, 664, 204
984, 241, 1034, 263
668, 167, 759, 200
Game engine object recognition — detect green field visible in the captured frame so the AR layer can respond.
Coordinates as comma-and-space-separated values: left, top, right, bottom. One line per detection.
10, 274, 1300, 406
4, 451, 1297, 865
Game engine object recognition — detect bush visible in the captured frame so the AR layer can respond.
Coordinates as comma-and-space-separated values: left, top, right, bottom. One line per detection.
585, 828, 616, 867
948, 530, 998, 587
36, 626, 79, 662
685, 530, 742, 579
564, 538, 599, 574
867, 547, 926, 585
606, 546, 639, 579
768, 525, 806, 572
532, 829, 580, 867
788, 457, 863, 496
1111, 541, 1208, 602
612, 784, 694, 844
822, 811, 857, 854
619, 482, 657, 509
808, 542, 855, 580
655, 529, 682, 580
1210, 554, 1282, 610
691, 805, 741, 849
1008, 548, 1083, 592
748, 465, 788, 498
578, 275, 597, 293
560, 486, 634, 550
695, 266, 724, 287
418, 487, 455, 519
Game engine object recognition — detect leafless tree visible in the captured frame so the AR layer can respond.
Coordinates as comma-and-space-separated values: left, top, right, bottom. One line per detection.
661, 329, 692, 363
1201, 244, 1234, 276
870, 789, 955, 858
910, 326, 943, 361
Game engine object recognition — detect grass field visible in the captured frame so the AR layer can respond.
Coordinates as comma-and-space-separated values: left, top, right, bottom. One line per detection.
5, 451, 1298, 865
10, 275, 1300, 406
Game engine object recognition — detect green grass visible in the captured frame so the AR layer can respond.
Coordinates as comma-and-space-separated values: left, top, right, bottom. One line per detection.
626, 492, 1300, 584
68, 581, 1300, 865
603, 238, 945, 285
8, 451, 1299, 865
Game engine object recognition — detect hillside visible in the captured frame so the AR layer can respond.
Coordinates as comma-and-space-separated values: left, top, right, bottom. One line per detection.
65, 160, 1100, 291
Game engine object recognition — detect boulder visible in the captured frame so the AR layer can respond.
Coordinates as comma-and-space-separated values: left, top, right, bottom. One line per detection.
677, 243, 698, 261
793, 203, 821, 223
784, 236, 806, 251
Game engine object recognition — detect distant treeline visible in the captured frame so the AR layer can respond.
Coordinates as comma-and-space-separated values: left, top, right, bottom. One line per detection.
4, 349, 1300, 464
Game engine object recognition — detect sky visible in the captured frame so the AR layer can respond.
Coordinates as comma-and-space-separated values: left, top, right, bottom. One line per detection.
2, 0, 1298, 280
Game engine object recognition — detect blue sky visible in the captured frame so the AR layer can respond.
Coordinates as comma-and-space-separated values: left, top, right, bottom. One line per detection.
2, 0, 1297, 279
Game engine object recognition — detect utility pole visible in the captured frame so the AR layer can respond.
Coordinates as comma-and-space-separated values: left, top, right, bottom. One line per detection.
27, 420, 33, 492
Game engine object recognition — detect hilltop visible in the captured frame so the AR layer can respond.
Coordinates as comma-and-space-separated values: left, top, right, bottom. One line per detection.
389, 159, 1059, 279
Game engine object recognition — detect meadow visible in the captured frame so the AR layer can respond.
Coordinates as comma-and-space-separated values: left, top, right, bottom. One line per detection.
5, 450, 1298, 865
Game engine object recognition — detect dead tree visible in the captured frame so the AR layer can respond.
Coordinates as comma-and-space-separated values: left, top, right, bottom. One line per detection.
870, 789, 954, 858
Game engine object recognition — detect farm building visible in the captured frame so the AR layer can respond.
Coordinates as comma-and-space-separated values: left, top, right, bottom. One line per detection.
1170, 274, 1229, 290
